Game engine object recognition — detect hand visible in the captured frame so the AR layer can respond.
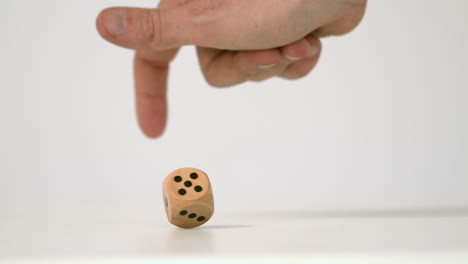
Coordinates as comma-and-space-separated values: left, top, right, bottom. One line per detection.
96, 0, 367, 138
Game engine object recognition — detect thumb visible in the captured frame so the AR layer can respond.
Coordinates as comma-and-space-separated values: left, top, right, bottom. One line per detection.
96, 6, 195, 51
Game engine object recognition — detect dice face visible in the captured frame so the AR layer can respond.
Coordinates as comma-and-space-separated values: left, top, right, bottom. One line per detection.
170, 204, 212, 228
163, 168, 214, 229
167, 168, 210, 201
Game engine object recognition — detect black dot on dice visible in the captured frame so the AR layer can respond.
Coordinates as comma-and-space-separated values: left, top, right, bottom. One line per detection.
197, 216, 206, 222
179, 210, 188, 216
190, 173, 198, 179
184, 181, 192, 187
174, 176, 182, 182
178, 189, 186, 195
188, 213, 197, 219
194, 186, 203, 192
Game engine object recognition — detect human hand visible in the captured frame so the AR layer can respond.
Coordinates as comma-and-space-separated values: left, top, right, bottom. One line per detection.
96, 0, 367, 138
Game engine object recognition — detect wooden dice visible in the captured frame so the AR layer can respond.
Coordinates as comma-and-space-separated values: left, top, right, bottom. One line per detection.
163, 168, 214, 229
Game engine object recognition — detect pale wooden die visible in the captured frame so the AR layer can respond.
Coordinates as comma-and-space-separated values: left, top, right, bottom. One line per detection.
162, 168, 214, 229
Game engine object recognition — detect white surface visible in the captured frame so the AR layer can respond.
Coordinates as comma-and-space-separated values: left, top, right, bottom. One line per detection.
1, 203, 468, 263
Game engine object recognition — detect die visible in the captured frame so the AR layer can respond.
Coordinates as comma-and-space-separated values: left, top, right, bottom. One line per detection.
162, 168, 214, 229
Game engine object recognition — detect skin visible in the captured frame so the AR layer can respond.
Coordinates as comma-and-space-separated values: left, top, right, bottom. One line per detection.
96, 0, 367, 138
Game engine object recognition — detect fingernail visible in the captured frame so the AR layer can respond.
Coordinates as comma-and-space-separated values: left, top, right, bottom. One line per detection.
284, 54, 302, 61
307, 44, 319, 57
257, 63, 278, 70
102, 8, 126, 37
284, 44, 320, 61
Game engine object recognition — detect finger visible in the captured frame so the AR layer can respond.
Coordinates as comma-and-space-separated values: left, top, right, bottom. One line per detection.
134, 49, 179, 138
132, 0, 183, 138
280, 37, 319, 62
240, 37, 322, 82
247, 37, 321, 82
281, 36, 322, 80
197, 35, 323, 87
197, 47, 283, 87
96, 6, 195, 51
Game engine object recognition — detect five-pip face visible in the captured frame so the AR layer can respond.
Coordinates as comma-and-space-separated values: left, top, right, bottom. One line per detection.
168, 169, 210, 200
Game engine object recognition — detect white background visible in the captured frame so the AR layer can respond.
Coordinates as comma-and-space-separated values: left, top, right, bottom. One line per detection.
1, 0, 468, 211
1, 0, 468, 240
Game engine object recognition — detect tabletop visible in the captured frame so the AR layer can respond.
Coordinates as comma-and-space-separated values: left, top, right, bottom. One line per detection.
1, 201, 468, 263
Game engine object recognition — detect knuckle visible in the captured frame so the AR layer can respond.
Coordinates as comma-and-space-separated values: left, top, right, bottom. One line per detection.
143, 9, 162, 46
207, 80, 228, 88
289, 71, 310, 80
187, 0, 222, 16
204, 73, 227, 88
294, 71, 310, 79
249, 76, 271, 82
283, 66, 313, 80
